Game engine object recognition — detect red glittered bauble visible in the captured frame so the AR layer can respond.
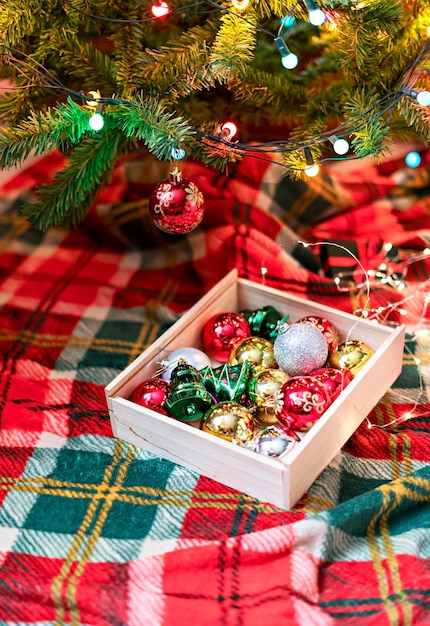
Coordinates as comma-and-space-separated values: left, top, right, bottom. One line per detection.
201, 312, 251, 362
311, 367, 353, 401
296, 315, 340, 355
129, 378, 170, 415
149, 169, 205, 234
274, 376, 332, 434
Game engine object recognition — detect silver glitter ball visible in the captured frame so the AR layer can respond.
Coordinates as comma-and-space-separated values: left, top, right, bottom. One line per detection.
274, 321, 328, 376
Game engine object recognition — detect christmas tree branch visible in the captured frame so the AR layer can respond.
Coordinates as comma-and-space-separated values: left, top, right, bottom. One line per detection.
0, 98, 91, 167
21, 125, 124, 230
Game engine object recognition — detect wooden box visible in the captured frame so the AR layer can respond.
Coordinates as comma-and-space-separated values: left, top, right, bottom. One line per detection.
105, 270, 405, 510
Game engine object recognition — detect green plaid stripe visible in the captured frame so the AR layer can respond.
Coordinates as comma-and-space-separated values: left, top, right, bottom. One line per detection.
1, 434, 202, 573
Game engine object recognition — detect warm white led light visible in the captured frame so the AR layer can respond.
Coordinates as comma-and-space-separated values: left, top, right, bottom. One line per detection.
89, 112, 104, 131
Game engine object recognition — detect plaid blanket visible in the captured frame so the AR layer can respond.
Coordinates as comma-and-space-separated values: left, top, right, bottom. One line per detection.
1, 147, 430, 625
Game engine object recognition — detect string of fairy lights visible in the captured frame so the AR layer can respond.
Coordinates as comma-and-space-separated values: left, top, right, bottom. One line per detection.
2, 0, 430, 175
298, 240, 430, 430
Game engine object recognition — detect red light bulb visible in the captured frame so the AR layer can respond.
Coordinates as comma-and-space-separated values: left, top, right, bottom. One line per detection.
151, 1, 170, 17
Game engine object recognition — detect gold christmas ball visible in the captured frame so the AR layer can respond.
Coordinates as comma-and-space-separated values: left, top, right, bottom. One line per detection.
328, 339, 375, 376
228, 336, 276, 374
200, 401, 255, 444
247, 368, 291, 426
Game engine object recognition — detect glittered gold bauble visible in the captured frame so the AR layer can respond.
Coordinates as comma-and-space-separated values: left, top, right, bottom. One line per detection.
200, 401, 255, 444
228, 337, 276, 374
328, 340, 375, 376
247, 368, 291, 426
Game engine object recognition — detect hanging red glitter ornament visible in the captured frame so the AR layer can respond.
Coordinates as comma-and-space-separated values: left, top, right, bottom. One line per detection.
149, 167, 205, 234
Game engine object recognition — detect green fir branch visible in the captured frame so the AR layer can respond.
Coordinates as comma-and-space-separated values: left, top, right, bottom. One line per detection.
109, 9, 146, 94
114, 97, 194, 160
210, 11, 258, 77
22, 126, 124, 230
0, 98, 92, 167
139, 24, 219, 98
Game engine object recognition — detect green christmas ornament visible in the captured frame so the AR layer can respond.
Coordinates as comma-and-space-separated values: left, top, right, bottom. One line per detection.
165, 360, 213, 422
200, 361, 251, 403
240, 306, 283, 342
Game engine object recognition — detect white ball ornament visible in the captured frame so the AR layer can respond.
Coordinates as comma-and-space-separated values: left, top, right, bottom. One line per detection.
160, 347, 211, 381
273, 321, 328, 377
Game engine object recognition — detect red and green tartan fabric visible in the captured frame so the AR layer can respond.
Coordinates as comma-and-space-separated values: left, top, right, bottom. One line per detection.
1, 148, 430, 625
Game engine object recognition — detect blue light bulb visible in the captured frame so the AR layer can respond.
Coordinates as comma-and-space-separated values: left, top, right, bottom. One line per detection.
280, 15, 295, 28
171, 147, 186, 160
405, 151, 421, 168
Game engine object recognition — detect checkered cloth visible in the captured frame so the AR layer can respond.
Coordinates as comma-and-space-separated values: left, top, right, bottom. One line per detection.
1, 148, 430, 625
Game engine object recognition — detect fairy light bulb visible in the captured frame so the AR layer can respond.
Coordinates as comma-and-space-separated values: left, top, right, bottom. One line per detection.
304, 147, 320, 177
151, 1, 170, 17
405, 151, 421, 168
231, 0, 249, 9
275, 37, 299, 69
89, 112, 104, 131
280, 15, 295, 28
416, 90, 430, 106
403, 88, 430, 107
330, 136, 349, 155
171, 147, 186, 160
305, 163, 320, 177
221, 121, 238, 140
306, 0, 326, 25
281, 52, 299, 69
308, 8, 326, 25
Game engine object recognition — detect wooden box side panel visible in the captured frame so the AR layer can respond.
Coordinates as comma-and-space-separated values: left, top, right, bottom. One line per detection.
110, 398, 288, 508
282, 324, 405, 507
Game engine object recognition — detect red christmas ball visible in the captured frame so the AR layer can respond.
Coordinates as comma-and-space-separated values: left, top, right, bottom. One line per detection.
311, 367, 353, 401
129, 378, 170, 415
202, 312, 251, 361
274, 376, 332, 435
296, 315, 340, 355
149, 169, 205, 234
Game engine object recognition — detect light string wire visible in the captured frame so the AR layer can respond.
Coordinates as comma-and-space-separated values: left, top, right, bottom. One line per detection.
1, 2, 430, 172
364, 340, 426, 430
228, 236, 430, 433
295, 240, 429, 431
2, 47, 424, 173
